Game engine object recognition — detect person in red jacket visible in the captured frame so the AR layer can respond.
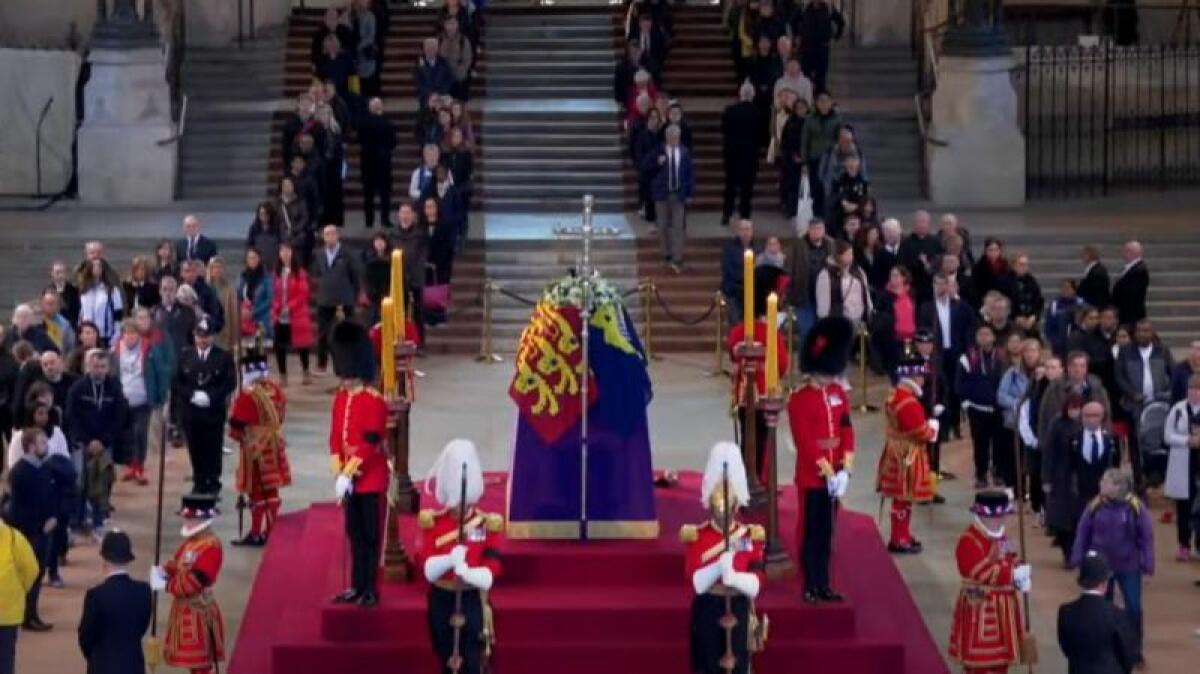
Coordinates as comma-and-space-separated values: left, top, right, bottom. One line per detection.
787, 316, 854, 604
270, 242, 316, 386
151, 494, 224, 674
877, 351, 938, 554
948, 489, 1031, 674
727, 266, 790, 485
416, 439, 503, 674
680, 441, 765, 674
228, 345, 291, 547
328, 320, 390, 608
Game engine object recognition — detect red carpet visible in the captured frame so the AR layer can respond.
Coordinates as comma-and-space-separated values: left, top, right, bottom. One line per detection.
229, 473, 948, 674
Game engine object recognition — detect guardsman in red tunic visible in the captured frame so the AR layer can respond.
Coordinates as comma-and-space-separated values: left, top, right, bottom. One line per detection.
877, 351, 938, 554
949, 490, 1031, 674
151, 494, 225, 674
416, 440, 503, 674
680, 441, 766, 674
229, 346, 291, 547
328, 320, 390, 608
727, 266, 790, 484
787, 316, 854, 604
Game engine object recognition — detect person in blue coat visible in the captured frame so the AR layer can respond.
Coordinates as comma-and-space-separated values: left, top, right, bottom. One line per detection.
238, 247, 275, 343
77, 530, 152, 674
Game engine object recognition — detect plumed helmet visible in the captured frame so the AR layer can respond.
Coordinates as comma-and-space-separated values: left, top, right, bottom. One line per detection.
425, 438, 484, 509
331, 319, 376, 382
800, 317, 853, 376
701, 441, 750, 511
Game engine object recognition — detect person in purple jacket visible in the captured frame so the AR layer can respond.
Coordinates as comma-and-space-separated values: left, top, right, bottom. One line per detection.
1071, 467, 1153, 665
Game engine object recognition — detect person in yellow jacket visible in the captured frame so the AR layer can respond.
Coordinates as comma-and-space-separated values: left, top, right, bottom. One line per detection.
0, 519, 39, 674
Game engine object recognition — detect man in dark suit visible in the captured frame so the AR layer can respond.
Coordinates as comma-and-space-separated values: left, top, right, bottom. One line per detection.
614, 40, 658, 107
1112, 240, 1149, 325
7, 428, 56, 632
311, 225, 363, 372
174, 215, 219, 265
358, 97, 397, 229
1077, 245, 1112, 309
172, 318, 237, 496
1058, 551, 1139, 674
179, 260, 225, 333
1072, 402, 1120, 507
898, 210, 940, 305
721, 82, 761, 224
78, 531, 152, 674
919, 272, 977, 445
645, 124, 694, 273
629, 13, 668, 71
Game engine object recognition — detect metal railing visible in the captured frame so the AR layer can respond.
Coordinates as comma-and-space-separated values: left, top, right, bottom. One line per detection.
237, 0, 258, 48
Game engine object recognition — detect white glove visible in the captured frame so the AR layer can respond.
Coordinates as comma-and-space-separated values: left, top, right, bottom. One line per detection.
455, 563, 494, 591
933, 404, 946, 418
149, 566, 167, 591
718, 550, 735, 575
449, 545, 468, 566
335, 474, 353, 500
423, 552, 459, 583
190, 391, 211, 408
927, 419, 941, 436
834, 470, 851, 499
692, 560, 724, 595
722, 568, 762, 599
826, 474, 839, 496
1013, 564, 1032, 592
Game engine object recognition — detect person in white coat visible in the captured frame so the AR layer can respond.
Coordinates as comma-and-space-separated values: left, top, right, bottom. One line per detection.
1163, 372, 1200, 561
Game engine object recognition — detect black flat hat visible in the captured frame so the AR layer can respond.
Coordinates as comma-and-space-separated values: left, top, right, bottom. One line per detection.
100, 530, 135, 564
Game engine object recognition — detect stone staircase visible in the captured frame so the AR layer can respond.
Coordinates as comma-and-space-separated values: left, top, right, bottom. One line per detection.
275, 7, 484, 213
178, 31, 286, 205
478, 7, 626, 213
632, 6, 922, 212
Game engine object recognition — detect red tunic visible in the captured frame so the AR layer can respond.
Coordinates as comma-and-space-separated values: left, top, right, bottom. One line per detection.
680, 521, 766, 585
163, 530, 225, 669
948, 522, 1024, 669
229, 379, 291, 495
727, 321, 789, 400
876, 383, 936, 502
329, 384, 391, 493
415, 509, 504, 584
787, 379, 854, 490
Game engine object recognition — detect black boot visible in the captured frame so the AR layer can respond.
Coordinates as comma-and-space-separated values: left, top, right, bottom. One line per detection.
332, 589, 360, 604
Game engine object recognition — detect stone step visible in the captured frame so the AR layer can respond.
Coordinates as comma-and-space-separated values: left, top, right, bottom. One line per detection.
484, 144, 622, 158
483, 170, 626, 186
483, 196, 627, 212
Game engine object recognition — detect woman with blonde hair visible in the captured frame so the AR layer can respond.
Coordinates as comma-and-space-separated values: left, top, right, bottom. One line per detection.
205, 256, 239, 353
122, 256, 159, 312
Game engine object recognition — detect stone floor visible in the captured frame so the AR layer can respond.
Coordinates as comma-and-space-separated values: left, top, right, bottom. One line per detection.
12, 351, 1200, 673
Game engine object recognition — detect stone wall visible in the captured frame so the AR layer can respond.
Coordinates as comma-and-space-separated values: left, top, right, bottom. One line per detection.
0, 49, 82, 195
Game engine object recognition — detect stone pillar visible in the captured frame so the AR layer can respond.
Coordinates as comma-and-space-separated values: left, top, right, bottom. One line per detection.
857, 0, 913, 47
77, 46, 177, 204
928, 0, 1025, 206
928, 56, 1025, 206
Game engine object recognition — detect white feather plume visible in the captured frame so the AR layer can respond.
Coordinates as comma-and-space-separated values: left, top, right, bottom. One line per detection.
424, 438, 484, 509
701, 441, 750, 508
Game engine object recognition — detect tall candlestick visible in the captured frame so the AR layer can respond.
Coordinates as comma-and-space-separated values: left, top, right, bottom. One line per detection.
390, 249, 406, 341
743, 249, 754, 345
381, 297, 396, 396
765, 293, 779, 394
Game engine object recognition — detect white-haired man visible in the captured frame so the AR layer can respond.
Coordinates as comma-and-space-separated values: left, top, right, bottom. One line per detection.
174, 215, 217, 265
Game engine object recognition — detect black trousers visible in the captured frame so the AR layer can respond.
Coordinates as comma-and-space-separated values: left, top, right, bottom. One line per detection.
183, 413, 225, 495
967, 408, 1003, 484
801, 45, 831, 95
806, 158, 825, 227
737, 407, 768, 482
361, 158, 393, 228
1026, 446, 1045, 514
780, 159, 802, 217
316, 305, 354, 369
345, 492, 382, 595
273, 323, 311, 375
690, 593, 751, 674
722, 157, 757, 221
1177, 459, 1199, 548
428, 585, 485, 674
21, 530, 47, 623
406, 283, 426, 346
939, 350, 964, 434
0, 625, 15, 674
801, 487, 834, 593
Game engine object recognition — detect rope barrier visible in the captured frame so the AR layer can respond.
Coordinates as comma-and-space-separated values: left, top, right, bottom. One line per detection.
651, 285, 720, 326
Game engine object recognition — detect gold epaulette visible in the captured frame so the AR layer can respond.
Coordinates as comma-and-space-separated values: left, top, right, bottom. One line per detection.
485, 513, 504, 533
749, 524, 766, 542
418, 509, 437, 530
1128, 495, 1143, 514
679, 524, 699, 544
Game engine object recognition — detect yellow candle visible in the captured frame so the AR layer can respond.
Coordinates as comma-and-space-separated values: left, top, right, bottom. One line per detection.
765, 293, 778, 394
381, 297, 396, 396
743, 249, 754, 346
390, 249, 406, 341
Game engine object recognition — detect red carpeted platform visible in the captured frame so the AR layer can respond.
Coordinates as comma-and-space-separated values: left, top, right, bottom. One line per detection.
229, 473, 948, 674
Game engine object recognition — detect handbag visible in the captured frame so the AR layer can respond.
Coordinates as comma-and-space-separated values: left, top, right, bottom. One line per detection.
795, 173, 814, 225
423, 284, 452, 313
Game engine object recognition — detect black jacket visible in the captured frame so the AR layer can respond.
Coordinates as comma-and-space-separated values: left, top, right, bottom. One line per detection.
1111, 260, 1149, 324
172, 345, 237, 423
792, 2, 846, 48
79, 573, 153, 674
1057, 593, 1138, 674
174, 235, 219, 266
7, 458, 55, 539
721, 101, 761, 165
917, 297, 978, 358
357, 113, 397, 170
1012, 273, 1045, 321
1078, 262, 1111, 309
